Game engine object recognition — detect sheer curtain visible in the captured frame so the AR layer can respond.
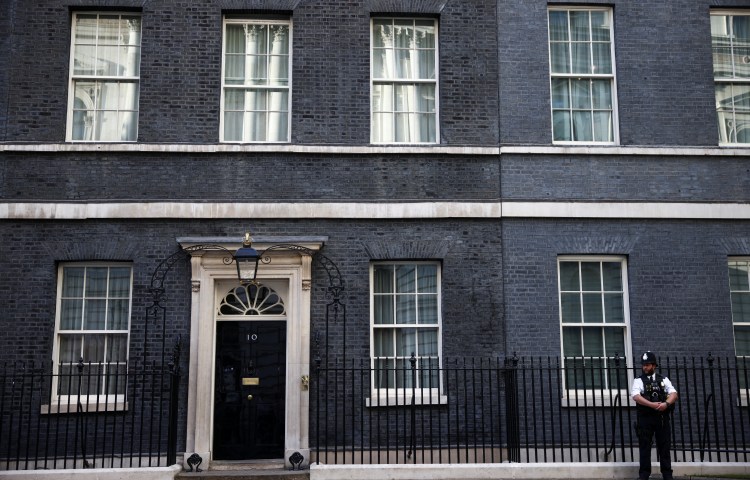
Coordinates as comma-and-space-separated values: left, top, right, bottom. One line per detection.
372, 19, 436, 143
549, 9, 613, 143
224, 22, 289, 142
712, 14, 750, 143
71, 14, 140, 141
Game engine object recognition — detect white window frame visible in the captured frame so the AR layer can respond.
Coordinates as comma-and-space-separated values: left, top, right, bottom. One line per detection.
220, 17, 293, 143
49, 263, 133, 412
370, 17, 439, 145
711, 10, 750, 145
557, 256, 632, 405
66, 12, 141, 142
369, 261, 446, 406
728, 257, 750, 405
547, 6, 619, 145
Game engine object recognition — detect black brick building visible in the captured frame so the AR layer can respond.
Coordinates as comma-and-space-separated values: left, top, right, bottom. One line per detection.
0, 0, 748, 474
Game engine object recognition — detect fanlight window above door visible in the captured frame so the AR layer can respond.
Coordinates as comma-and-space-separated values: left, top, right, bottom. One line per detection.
218, 283, 286, 315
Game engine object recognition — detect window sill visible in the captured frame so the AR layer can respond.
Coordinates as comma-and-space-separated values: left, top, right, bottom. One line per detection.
366, 392, 448, 407
41, 402, 128, 414
560, 390, 631, 408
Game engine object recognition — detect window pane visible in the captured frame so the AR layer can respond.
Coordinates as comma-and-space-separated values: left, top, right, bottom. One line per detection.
418, 264, 437, 292
396, 295, 416, 324
571, 80, 591, 109
373, 19, 391, 48
553, 110, 572, 141
571, 43, 591, 74
374, 329, 394, 356
551, 78, 570, 108
63, 267, 86, 297
569, 11, 590, 42
107, 334, 128, 362
592, 80, 612, 109
603, 293, 624, 323
415, 20, 435, 48
604, 327, 625, 357
734, 16, 750, 78
736, 325, 750, 356
225, 24, 246, 54
83, 334, 105, 362
563, 327, 582, 356
396, 328, 416, 356
712, 16, 732, 77
549, 11, 569, 42
729, 261, 750, 290
561, 292, 581, 323
732, 292, 750, 323
374, 265, 394, 293
225, 55, 245, 84
559, 262, 580, 290
61, 299, 83, 330
374, 295, 394, 324
418, 329, 438, 356
374, 359, 394, 389
581, 262, 601, 291
582, 327, 604, 356
592, 43, 611, 74
572, 111, 593, 141
592, 111, 613, 142
396, 265, 416, 293
550, 43, 570, 74
59, 335, 83, 363
224, 112, 243, 141
590, 11, 610, 42
418, 295, 438, 324
109, 267, 131, 297
108, 299, 129, 330
84, 299, 106, 329
85, 267, 108, 297
582, 293, 604, 323
602, 262, 622, 290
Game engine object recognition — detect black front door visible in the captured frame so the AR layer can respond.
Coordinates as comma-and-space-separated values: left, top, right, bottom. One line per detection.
213, 321, 286, 460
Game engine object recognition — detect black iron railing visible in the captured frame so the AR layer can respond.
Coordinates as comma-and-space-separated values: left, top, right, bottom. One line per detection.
0, 357, 180, 471
312, 355, 750, 464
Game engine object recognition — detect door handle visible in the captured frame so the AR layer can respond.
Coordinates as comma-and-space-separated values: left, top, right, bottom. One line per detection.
247, 394, 253, 401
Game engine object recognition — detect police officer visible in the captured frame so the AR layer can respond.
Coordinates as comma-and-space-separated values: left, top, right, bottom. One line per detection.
631, 351, 678, 480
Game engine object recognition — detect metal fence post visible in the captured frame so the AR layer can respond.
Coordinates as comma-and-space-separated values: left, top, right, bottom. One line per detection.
166, 337, 181, 466
504, 353, 520, 462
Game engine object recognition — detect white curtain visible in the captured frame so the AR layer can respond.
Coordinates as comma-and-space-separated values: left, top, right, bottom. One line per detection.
72, 14, 140, 141
372, 20, 436, 143
713, 15, 750, 143
549, 10, 613, 142
224, 23, 289, 142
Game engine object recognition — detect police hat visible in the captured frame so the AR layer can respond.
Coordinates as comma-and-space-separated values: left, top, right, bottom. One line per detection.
641, 351, 658, 365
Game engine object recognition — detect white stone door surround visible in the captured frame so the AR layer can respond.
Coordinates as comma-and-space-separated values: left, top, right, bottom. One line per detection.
178, 236, 326, 469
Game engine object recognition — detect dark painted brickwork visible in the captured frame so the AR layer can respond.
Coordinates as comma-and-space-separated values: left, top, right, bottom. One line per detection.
500, 153, 750, 202
0, 219, 504, 364
2, 0, 727, 146
498, 0, 718, 146
2, 218, 747, 365
502, 219, 747, 358
0, 152, 500, 201
0, 0, 498, 145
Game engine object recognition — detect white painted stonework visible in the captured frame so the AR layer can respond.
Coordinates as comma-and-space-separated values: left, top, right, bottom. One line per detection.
179, 238, 322, 470
0, 465, 182, 480
1, 201, 749, 220
310, 461, 750, 480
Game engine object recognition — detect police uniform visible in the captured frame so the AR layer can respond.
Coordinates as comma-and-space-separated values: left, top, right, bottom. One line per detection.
630, 352, 677, 480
